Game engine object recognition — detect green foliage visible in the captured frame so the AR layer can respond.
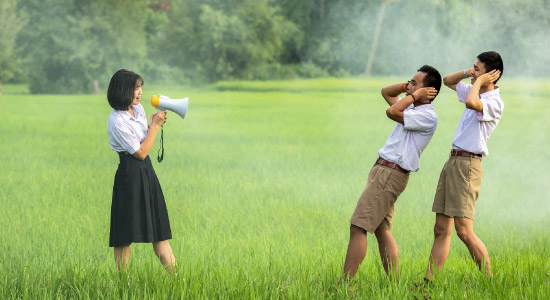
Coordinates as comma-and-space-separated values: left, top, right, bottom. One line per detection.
5, 0, 550, 93
17, 0, 149, 94
0, 0, 27, 85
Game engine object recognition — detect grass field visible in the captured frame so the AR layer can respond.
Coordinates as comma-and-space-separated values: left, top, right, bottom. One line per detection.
0, 78, 549, 299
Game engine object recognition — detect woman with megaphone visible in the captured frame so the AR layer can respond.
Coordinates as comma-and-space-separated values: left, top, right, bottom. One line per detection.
106, 69, 176, 273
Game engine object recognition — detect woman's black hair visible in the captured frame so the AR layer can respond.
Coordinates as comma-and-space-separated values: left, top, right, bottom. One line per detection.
107, 69, 144, 110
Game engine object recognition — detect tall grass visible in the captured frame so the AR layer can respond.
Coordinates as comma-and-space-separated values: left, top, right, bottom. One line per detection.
0, 78, 549, 299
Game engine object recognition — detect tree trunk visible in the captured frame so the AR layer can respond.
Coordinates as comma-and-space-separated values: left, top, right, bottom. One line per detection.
320, 0, 325, 20
365, 0, 400, 77
93, 80, 99, 95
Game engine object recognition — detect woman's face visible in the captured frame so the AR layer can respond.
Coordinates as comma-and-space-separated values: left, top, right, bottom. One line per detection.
131, 82, 142, 106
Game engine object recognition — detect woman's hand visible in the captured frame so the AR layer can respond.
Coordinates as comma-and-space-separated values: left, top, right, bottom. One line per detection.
150, 111, 167, 128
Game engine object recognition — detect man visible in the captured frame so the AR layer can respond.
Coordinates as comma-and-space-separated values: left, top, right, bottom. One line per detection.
424, 51, 503, 280
344, 65, 441, 279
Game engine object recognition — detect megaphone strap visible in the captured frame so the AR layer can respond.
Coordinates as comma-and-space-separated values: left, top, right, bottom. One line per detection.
157, 125, 164, 163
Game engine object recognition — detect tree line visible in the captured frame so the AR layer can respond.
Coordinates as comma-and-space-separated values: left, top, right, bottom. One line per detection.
1, 0, 549, 94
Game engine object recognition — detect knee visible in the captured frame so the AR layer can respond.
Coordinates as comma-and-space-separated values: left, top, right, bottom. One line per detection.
455, 227, 473, 242
433, 224, 452, 238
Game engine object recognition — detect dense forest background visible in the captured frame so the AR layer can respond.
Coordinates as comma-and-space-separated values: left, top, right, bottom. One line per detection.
1, 0, 549, 94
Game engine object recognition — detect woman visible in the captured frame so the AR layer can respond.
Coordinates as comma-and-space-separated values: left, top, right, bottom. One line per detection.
106, 69, 175, 272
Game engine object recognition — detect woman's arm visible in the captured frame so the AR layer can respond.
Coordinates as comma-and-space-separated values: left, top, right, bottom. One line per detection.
132, 111, 167, 160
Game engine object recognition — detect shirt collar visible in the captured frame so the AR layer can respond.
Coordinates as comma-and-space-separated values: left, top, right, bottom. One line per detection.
117, 105, 140, 121
480, 86, 500, 99
413, 103, 434, 112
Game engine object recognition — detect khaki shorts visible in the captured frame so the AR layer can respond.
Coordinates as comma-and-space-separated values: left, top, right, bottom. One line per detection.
432, 156, 482, 219
350, 164, 409, 233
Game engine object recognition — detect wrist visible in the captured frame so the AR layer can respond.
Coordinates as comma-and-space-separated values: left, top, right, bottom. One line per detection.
400, 82, 407, 93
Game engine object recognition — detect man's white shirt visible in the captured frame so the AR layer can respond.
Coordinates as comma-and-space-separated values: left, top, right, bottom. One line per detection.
452, 81, 504, 156
378, 98, 438, 172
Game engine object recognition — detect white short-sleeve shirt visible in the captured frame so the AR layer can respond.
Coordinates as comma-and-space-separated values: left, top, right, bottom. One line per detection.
107, 104, 148, 154
452, 82, 504, 156
378, 99, 438, 172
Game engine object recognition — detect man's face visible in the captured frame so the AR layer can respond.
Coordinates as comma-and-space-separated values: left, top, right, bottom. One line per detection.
406, 71, 426, 94
471, 59, 487, 84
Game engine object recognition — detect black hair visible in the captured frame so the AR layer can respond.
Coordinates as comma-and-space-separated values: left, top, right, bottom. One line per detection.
107, 69, 144, 110
417, 65, 442, 102
477, 51, 503, 84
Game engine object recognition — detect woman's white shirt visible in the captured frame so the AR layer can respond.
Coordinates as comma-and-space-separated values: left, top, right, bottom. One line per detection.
107, 104, 148, 154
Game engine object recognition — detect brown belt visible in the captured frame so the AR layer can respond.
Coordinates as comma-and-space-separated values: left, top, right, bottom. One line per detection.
450, 149, 482, 159
376, 157, 410, 174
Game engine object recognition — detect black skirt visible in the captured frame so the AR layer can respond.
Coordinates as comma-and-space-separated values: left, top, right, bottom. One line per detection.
109, 154, 172, 247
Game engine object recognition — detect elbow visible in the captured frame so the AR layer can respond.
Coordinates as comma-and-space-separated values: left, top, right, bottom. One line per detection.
465, 96, 476, 109
132, 150, 147, 161
386, 107, 394, 119
381, 88, 387, 99
443, 76, 452, 87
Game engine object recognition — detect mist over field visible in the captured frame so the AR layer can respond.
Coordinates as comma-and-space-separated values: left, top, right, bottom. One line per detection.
1, 0, 549, 93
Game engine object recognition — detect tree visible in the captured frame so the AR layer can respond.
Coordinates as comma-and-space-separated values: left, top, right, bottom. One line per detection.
364, 0, 400, 77
17, 0, 149, 94
0, 0, 27, 97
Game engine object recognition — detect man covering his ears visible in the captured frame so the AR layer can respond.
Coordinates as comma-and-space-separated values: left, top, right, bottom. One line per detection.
344, 65, 442, 279
424, 51, 504, 280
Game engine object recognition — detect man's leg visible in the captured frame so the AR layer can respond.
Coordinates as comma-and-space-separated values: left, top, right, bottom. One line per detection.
454, 217, 491, 275
425, 213, 454, 280
374, 227, 398, 276
343, 224, 367, 279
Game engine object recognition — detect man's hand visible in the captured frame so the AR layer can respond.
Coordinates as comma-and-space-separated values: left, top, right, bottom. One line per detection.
476, 70, 501, 86
412, 87, 438, 103
464, 68, 475, 78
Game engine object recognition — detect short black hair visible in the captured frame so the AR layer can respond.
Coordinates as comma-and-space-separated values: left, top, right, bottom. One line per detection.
107, 69, 144, 110
477, 51, 503, 84
417, 65, 442, 102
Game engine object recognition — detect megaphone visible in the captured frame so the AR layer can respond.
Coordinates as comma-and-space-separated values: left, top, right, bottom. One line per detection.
151, 94, 189, 119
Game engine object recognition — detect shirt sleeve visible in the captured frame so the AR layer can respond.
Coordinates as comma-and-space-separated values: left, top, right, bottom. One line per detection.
403, 109, 438, 132
476, 97, 504, 122
111, 120, 141, 154
456, 81, 472, 103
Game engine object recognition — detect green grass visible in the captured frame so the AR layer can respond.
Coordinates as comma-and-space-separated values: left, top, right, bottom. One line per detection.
0, 78, 549, 299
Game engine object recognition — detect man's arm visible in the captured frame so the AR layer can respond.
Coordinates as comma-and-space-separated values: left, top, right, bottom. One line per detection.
381, 82, 407, 106
386, 87, 438, 124
465, 70, 501, 112
443, 68, 474, 91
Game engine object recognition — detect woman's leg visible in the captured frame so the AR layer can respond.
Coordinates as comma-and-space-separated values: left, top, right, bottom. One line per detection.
153, 240, 176, 273
114, 244, 131, 271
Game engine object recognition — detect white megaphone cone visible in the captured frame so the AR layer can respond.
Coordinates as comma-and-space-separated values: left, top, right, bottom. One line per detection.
151, 94, 189, 119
